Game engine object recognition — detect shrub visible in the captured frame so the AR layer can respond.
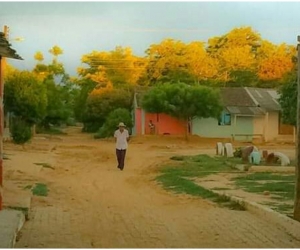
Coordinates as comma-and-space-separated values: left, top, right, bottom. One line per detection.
95, 108, 133, 139
11, 119, 33, 144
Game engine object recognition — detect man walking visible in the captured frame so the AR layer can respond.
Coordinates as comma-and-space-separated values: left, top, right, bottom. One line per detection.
114, 122, 130, 171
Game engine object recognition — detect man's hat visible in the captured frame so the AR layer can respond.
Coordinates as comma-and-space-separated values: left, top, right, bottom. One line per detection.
118, 122, 126, 127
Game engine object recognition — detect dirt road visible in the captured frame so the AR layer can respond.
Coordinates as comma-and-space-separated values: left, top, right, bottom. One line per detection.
10, 128, 300, 248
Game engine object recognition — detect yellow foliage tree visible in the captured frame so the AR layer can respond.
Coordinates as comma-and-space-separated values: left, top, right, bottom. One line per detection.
146, 39, 187, 81
257, 41, 296, 80
34, 51, 44, 62
207, 26, 261, 81
185, 41, 219, 82
49, 45, 63, 57
78, 46, 146, 88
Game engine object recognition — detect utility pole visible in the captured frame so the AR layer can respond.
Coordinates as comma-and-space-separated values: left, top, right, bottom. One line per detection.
295, 35, 300, 221
0, 25, 8, 210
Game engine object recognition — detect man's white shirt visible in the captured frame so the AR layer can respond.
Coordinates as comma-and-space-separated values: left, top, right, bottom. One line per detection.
114, 129, 129, 150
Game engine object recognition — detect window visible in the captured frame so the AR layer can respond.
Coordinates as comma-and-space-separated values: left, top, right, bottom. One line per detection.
218, 112, 231, 126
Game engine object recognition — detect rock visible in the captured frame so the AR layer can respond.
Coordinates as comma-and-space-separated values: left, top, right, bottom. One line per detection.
216, 142, 224, 156
224, 143, 233, 157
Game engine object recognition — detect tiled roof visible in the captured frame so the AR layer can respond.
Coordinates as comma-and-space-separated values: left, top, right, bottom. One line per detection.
245, 87, 281, 111
0, 32, 23, 60
220, 87, 256, 107
134, 86, 280, 115
226, 106, 265, 116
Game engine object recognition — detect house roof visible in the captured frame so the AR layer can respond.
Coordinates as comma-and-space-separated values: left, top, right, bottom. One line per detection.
134, 86, 280, 116
245, 87, 281, 112
0, 32, 23, 60
226, 106, 265, 116
220, 87, 256, 107
221, 87, 281, 115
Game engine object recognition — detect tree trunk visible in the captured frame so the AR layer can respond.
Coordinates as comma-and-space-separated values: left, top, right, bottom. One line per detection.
294, 40, 300, 221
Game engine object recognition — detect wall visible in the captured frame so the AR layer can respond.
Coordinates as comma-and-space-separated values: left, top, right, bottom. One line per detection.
266, 112, 279, 141
134, 109, 186, 135
192, 115, 254, 141
252, 112, 279, 141
144, 113, 186, 135
253, 115, 264, 135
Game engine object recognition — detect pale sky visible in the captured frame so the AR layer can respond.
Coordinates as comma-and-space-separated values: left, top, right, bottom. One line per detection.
1, 1, 300, 77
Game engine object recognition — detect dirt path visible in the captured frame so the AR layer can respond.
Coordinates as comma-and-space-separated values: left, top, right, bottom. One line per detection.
11, 128, 300, 248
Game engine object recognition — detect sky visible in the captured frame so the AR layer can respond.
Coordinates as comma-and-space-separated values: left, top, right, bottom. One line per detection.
1, 1, 300, 77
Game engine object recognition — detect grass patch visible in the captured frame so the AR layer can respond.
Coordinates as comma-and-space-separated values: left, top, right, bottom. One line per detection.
32, 183, 49, 196
34, 162, 55, 170
166, 154, 239, 178
233, 172, 295, 200
273, 203, 294, 212
260, 201, 294, 214
156, 154, 245, 210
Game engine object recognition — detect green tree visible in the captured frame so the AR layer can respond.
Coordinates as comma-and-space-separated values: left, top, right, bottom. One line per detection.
41, 75, 78, 128
74, 78, 97, 123
142, 83, 223, 138
4, 70, 47, 124
33, 46, 77, 129
95, 108, 133, 138
4, 70, 48, 144
278, 71, 297, 126
83, 88, 133, 132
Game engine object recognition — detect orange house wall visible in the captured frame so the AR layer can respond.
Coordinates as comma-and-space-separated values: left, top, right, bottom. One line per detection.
144, 112, 186, 135
135, 108, 142, 135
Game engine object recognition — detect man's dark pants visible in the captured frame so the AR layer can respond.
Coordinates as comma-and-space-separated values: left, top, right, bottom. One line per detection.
116, 149, 126, 170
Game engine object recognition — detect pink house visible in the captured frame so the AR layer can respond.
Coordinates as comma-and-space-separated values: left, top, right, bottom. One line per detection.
132, 91, 186, 136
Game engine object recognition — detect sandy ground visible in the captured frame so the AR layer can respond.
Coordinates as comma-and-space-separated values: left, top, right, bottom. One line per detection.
3, 127, 300, 248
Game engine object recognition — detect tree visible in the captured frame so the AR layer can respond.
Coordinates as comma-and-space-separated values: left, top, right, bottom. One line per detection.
32, 46, 77, 129
278, 71, 297, 126
207, 26, 261, 85
4, 70, 47, 124
74, 78, 97, 123
78, 46, 147, 88
257, 42, 296, 81
186, 41, 219, 83
95, 108, 133, 139
83, 88, 133, 132
145, 39, 190, 84
4, 70, 48, 144
41, 75, 78, 128
141, 83, 223, 139
49, 45, 63, 58
34, 51, 44, 62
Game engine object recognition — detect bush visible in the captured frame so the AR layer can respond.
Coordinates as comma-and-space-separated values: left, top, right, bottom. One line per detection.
83, 122, 103, 133
11, 119, 33, 144
84, 88, 133, 132
35, 125, 66, 135
94, 108, 133, 139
